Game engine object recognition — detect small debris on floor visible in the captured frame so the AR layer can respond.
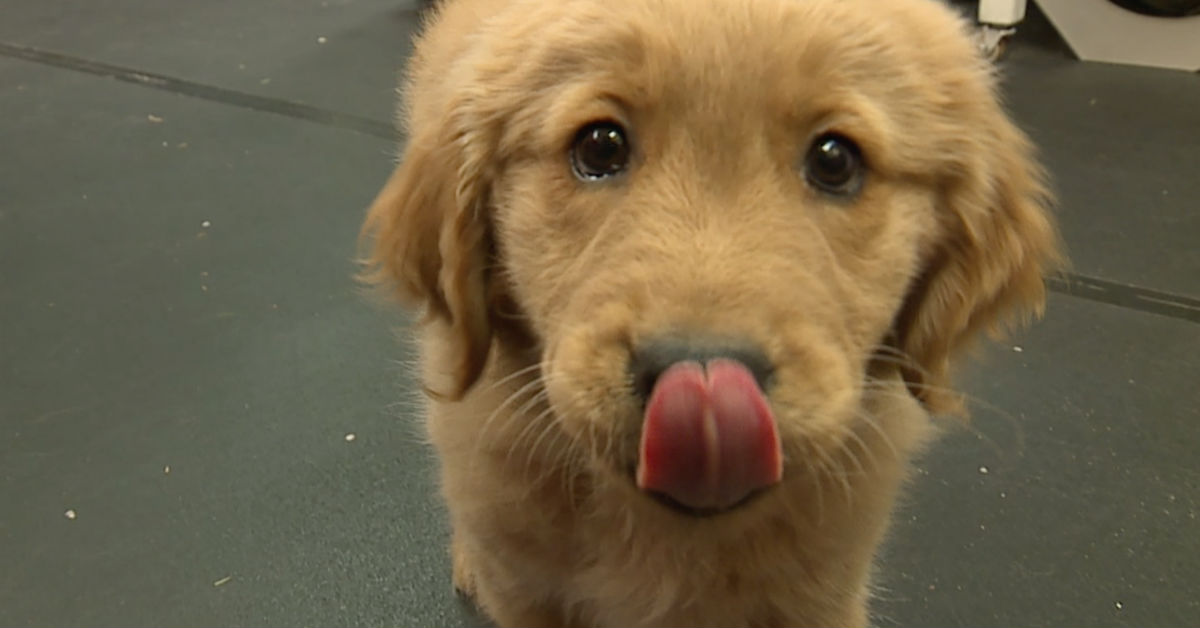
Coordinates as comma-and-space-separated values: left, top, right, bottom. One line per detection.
978, 465, 989, 475
201, 220, 211, 228
64, 509, 77, 520
317, 36, 328, 44
237, 63, 246, 70
1012, 345, 1023, 352
1000, 491, 1007, 499
213, 576, 232, 587
344, 433, 356, 442
164, 465, 171, 474
1115, 601, 1123, 610
161, 141, 169, 147
147, 114, 163, 123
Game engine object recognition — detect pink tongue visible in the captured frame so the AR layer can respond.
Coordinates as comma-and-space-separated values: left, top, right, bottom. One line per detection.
636, 359, 782, 511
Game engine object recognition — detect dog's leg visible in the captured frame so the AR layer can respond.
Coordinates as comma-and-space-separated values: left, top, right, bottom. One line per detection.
451, 529, 568, 627
450, 532, 477, 599
477, 598, 567, 628
473, 575, 568, 628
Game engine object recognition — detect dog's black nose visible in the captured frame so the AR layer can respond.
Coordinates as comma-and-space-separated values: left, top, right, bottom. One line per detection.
630, 336, 774, 402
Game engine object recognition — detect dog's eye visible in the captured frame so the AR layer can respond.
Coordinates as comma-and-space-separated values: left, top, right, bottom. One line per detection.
804, 133, 864, 196
571, 122, 630, 180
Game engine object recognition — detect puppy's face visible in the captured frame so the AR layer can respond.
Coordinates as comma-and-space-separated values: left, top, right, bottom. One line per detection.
364, 0, 1061, 516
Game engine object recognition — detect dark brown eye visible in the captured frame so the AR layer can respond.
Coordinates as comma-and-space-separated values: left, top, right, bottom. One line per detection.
805, 133, 864, 196
571, 122, 630, 180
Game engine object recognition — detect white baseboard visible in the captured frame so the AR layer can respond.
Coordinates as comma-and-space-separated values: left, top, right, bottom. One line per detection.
1035, 0, 1200, 72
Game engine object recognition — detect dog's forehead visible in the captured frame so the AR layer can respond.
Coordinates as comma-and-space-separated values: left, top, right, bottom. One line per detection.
505, 0, 981, 128
480, 0, 992, 177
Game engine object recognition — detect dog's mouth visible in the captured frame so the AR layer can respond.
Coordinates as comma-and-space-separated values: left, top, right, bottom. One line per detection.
633, 359, 784, 514
644, 485, 774, 518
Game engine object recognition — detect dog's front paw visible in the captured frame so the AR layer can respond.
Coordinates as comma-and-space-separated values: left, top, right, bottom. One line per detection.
451, 534, 477, 599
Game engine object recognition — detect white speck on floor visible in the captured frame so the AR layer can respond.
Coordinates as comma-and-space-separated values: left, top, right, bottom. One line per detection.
317, 36, 327, 44
1115, 601, 1123, 610
147, 114, 163, 123
1012, 345, 1023, 352
999, 491, 1007, 498
64, 509, 77, 520
164, 465, 171, 474
213, 576, 232, 587
161, 141, 168, 147
344, 433, 356, 442
201, 220, 211, 228
978, 466, 989, 474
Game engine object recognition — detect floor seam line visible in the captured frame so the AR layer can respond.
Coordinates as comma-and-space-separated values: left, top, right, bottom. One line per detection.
4, 42, 1198, 325
0, 40, 397, 141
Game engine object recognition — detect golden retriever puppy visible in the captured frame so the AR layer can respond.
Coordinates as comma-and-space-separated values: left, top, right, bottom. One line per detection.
360, 0, 1063, 625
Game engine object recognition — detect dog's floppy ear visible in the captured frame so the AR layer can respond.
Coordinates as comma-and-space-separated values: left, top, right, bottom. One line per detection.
359, 100, 497, 400
893, 104, 1065, 416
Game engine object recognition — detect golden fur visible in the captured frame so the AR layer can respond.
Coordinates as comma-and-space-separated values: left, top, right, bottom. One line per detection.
360, 0, 1064, 625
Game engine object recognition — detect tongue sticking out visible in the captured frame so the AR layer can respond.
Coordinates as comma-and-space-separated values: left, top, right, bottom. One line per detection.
636, 359, 782, 511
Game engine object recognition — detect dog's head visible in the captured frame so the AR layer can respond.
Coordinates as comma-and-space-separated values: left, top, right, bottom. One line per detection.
362, 0, 1062, 515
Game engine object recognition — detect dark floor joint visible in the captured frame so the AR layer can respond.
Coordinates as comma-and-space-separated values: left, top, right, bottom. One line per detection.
5, 41, 1199, 328
1047, 273, 1200, 324
0, 41, 398, 141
